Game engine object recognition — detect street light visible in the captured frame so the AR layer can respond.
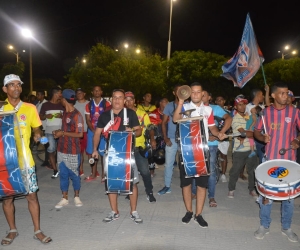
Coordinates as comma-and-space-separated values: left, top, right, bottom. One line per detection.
7, 45, 19, 63
21, 28, 33, 94
82, 59, 87, 63
135, 48, 141, 54
278, 45, 297, 60
167, 0, 176, 60
124, 43, 129, 49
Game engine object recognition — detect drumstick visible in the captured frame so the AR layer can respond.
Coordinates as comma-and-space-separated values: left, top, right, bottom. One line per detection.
259, 112, 267, 134
279, 147, 292, 155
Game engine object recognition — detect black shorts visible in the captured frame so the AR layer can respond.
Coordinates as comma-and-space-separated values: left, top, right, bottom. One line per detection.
179, 161, 209, 188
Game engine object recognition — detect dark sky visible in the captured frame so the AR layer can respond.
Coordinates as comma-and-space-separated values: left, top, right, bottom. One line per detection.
0, 0, 299, 85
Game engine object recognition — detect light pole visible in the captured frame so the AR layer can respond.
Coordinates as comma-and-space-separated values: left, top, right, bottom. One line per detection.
167, 0, 176, 61
278, 45, 297, 60
21, 28, 33, 94
7, 45, 19, 63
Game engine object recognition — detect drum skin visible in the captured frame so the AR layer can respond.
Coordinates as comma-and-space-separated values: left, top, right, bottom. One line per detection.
255, 159, 300, 200
178, 119, 209, 177
105, 131, 134, 194
0, 113, 27, 198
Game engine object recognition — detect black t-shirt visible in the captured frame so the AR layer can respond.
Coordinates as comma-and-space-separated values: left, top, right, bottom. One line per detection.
97, 108, 139, 131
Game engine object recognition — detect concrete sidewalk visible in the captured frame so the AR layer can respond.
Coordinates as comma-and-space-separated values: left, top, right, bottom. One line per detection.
1, 150, 300, 250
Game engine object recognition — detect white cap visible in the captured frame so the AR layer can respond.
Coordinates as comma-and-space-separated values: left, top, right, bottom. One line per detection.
3, 74, 24, 86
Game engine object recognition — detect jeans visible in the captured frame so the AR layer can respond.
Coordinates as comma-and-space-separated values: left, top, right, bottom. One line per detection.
59, 155, 81, 192
228, 151, 258, 192
134, 148, 153, 194
164, 138, 178, 188
254, 140, 265, 164
45, 133, 58, 153
258, 196, 294, 229
208, 146, 218, 199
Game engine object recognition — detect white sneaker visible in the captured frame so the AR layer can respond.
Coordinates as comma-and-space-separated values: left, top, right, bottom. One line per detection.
74, 197, 83, 207
228, 190, 234, 198
55, 198, 69, 209
220, 174, 227, 182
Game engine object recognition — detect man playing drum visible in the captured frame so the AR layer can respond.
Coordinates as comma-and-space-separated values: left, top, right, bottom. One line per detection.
1, 74, 52, 245
254, 82, 300, 242
92, 89, 143, 224
173, 82, 225, 228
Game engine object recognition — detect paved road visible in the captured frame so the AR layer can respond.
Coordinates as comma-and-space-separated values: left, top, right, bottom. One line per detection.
1, 149, 300, 250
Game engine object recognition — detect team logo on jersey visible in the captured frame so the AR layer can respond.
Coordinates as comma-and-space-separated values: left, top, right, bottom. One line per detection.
66, 118, 71, 123
285, 117, 291, 123
78, 123, 83, 128
99, 107, 103, 111
19, 114, 26, 121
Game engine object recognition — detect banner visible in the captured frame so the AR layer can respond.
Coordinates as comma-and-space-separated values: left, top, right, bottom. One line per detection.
221, 13, 264, 88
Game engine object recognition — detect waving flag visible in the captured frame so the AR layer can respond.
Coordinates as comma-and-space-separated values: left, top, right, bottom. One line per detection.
221, 13, 264, 88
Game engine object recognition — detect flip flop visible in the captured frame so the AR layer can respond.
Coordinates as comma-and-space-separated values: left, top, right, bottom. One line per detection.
1, 229, 19, 246
33, 230, 52, 244
84, 176, 96, 181
209, 199, 217, 207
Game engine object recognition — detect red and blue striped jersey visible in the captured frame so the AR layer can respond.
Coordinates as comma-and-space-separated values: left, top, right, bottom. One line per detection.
255, 105, 300, 160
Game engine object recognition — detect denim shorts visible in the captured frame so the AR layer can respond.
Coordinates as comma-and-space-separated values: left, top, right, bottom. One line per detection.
45, 133, 58, 153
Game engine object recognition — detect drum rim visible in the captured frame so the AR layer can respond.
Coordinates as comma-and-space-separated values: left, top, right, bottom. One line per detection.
255, 159, 300, 187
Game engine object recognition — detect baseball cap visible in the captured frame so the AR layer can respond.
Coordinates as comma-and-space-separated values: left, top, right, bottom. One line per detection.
234, 94, 248, 106
62, 89, 75, 101
75, 87, 85, 93
125, 91, 135, 99
3, 74, 24, 86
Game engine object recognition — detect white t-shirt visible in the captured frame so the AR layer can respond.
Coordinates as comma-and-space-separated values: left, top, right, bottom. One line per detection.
245, 103, 265, 115
182, 101, 215, 141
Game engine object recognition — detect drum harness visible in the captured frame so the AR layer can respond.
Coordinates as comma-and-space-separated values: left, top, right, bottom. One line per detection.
0, 101, 30, 192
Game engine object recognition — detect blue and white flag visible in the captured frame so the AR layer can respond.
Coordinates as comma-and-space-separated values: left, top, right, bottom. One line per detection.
221, 13, 264, 88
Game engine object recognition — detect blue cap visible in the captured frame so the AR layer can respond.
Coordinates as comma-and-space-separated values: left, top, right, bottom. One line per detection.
62, 89, 75, 101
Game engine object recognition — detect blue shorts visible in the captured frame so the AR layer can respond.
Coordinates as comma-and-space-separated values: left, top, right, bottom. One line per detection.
45, 133, 58, 153
21, 167, 38, 193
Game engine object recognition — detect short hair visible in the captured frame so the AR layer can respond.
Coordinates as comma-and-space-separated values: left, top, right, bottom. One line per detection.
250, 89, 262, 101
190, 82, 203, 88
173, 83, 182, 91
271, 82, 288, 94
112, 88, 125, 96
93, 85, 102, 91
36, 90, 45, 96
50, 87, 62, 99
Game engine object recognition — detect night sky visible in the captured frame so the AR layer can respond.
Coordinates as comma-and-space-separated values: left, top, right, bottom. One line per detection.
0, 0, 299, 85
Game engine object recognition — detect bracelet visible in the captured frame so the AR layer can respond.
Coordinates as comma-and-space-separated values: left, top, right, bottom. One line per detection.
62, 131, 64, 137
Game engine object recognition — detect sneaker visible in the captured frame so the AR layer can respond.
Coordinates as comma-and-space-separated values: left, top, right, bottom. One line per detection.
281, 228, 299, 242
228, 190, 234, 198
103, 211, 119, 223
96, 171, 100, 177
220, 174, 227, 183
236, 144, 244, 150
248, 151, 256, 158
130, 211, 143, 224
158, 186, 171, 195
51, 170, 59, 179
182, 211, 193, 224
55, 198, 69, 209
254, 226, 270, 239
74, 197, 83, 207
249, 190, 258, 199
79, 170, 84, 177
147, 193, 156, 203
194, 214, 208, 228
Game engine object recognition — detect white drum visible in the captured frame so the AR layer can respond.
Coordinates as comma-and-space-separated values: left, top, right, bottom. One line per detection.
255, 159, 300, 200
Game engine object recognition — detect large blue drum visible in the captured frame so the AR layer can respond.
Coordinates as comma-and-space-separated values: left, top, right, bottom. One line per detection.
0, 111, 28, 198
104, 131, 135, 195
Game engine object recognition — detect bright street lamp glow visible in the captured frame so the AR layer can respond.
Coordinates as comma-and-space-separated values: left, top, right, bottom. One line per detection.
8, 45, 14, 50
82, 59, 86, 63
292, 50, 297, 55
284, 45, 290, 50
136, 49, 141, 54
115, 49, 119, 52
22, 28, 33, 38
124, 43, 129, 49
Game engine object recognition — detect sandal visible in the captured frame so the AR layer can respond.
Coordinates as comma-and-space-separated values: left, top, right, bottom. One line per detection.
84, 176, 96, 181
209, 198, 217, 207
33, 230, 52, 244
1, 229, 18, 246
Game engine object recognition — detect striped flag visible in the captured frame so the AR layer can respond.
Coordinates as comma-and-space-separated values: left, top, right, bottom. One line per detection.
221, 13, 264, 88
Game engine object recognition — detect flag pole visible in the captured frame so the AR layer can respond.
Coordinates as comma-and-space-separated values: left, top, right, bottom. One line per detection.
260, 58, 267, 86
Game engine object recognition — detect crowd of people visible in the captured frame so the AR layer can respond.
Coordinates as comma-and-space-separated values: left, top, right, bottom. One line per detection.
1, 73, 300, 246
